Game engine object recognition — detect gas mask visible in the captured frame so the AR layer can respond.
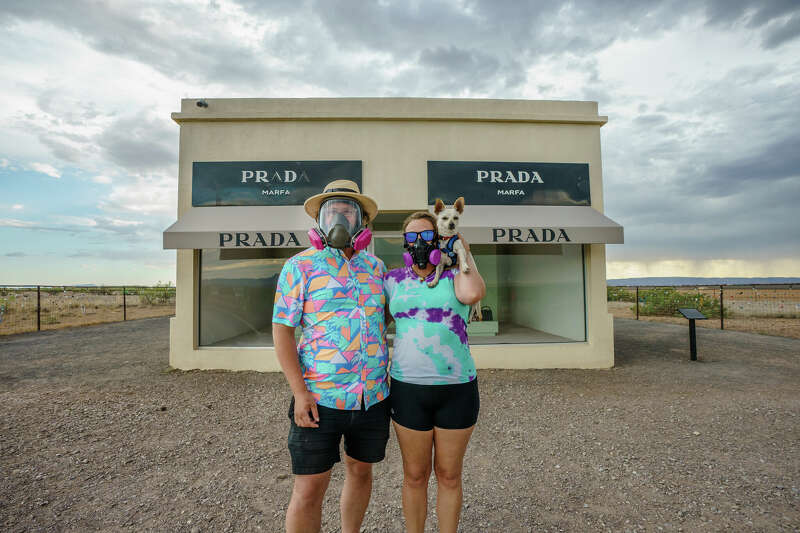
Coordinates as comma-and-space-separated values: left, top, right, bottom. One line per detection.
403, 230, 441, 269
308, 197, 372, 251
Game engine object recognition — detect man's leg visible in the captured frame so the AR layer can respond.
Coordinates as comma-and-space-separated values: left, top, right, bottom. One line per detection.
286, 469, 332, 533
340, 398, 391, 532
340, 454, 373, 533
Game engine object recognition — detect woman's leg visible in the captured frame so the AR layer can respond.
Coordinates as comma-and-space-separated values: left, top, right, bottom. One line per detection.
393, 421, 434, 533
433, 425, 475, 533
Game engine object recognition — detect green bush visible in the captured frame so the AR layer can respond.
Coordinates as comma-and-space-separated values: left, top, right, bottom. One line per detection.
636, 287, 725, 318
137, 282, 175, 306
607, 286, 635, 302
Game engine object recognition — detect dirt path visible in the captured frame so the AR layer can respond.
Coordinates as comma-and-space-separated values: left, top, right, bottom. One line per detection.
1, 317, 798, 532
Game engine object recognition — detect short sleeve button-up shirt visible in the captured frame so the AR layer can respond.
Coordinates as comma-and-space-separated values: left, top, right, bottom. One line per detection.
272, 246, 389, 410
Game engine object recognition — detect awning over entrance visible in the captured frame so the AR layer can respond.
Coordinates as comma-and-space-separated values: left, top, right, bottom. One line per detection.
164, 205, 623, 250
163, 206, 312, 249
454, 205, 623, 245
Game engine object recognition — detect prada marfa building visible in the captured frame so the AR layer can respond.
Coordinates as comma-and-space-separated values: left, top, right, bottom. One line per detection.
163, 98, 623, 371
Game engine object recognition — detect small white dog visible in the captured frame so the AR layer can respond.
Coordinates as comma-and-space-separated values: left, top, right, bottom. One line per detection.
430, 197, 483, 321
429, 197, 470, 287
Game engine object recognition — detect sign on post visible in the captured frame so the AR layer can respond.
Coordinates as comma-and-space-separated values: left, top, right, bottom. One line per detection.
678, 308, 707, 361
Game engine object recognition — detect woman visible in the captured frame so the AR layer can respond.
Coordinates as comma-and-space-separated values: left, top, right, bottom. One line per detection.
384, 211, 486, 533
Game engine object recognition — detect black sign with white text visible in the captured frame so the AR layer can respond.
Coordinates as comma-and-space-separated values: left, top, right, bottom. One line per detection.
427, 161, 590, 206
192, 161, 362, 207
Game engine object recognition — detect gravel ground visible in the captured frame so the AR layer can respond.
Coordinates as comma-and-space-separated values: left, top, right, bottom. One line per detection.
1, 317, 798, 532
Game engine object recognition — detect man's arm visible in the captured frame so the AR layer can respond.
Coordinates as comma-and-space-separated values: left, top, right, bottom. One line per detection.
273, 323, 319, 428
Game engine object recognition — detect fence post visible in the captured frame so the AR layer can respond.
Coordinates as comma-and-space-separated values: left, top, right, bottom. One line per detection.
37, 286, 41, 331
635, 286, 639, 320
123, 286, 127, 321
720, 285, 724, 330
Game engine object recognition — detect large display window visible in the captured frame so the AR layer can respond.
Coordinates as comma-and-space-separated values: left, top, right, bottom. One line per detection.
199, 248, 301, 347
199, 237, 586, 348
374, 237, 587, 344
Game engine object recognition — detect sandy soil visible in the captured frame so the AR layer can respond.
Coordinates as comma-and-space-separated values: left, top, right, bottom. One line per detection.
1, 317, 798, 532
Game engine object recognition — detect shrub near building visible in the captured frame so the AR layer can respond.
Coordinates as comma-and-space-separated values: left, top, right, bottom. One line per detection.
635, 287, 725, 318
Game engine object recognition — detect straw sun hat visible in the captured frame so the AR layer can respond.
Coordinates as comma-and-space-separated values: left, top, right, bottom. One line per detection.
303, 179, 378, 223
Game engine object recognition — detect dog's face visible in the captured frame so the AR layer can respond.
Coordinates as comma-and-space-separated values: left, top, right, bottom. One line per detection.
433, 197, 465, 237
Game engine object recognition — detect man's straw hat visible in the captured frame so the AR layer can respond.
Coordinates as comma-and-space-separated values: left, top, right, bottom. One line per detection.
303, 179, 378, 223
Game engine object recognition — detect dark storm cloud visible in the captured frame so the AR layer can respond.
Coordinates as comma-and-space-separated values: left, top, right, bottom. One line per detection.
2, 0, 797, 96
605, 175, 800, 262
418, 46, 502, 93
762, 13, 800, 48
703, 134, 800, 187
0, 0, 275, 87
97, 115, 176, 172
704, 0, 800, 48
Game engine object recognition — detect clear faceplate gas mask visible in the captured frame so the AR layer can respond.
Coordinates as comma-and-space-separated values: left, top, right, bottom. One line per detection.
318, 198, 364, 249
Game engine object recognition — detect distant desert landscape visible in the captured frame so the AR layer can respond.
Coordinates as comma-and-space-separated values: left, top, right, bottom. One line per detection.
607, 286, 800, 339
0, 288, 175, 336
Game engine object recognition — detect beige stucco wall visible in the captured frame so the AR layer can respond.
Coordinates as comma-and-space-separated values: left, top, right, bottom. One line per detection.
168, 97, 614, 370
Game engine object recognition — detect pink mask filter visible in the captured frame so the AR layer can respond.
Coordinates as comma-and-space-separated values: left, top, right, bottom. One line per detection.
352, 228, 372, 251
308, 227, 372, 251
403, 248, 441, 267
308, 228, 325, 250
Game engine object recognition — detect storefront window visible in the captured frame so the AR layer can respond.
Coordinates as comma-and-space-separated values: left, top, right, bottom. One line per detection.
199, 248, 302, 347
200, 239, 586, 347
374, 238, 586, 344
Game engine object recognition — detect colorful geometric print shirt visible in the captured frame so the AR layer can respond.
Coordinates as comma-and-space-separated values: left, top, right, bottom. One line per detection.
272, 246, 389, 410
384, 267, 476, 385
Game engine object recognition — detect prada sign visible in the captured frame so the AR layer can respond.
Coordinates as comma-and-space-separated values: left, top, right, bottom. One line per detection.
192, 161, 362, 207
219, 231, 302, 247
491, 227, 571, 243
428, 161, 590, 206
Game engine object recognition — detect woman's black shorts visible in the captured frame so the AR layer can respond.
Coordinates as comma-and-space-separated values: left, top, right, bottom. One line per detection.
390, 378, 479, 431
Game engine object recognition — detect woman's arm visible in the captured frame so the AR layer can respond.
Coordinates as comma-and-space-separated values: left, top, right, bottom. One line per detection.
454, 234, 486, 305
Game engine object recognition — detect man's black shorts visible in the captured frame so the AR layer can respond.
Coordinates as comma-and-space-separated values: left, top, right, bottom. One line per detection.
287, 397, 390, 475
390, 378, 480, 431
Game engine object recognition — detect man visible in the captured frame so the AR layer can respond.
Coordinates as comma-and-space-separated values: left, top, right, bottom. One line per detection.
272, 179, 389, 533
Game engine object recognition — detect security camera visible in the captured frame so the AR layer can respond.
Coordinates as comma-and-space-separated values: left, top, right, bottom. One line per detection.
196, 100, 208, 108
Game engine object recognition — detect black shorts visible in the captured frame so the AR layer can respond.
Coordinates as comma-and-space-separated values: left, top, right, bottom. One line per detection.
390, 378, 480, 431
287, 398, 390, 475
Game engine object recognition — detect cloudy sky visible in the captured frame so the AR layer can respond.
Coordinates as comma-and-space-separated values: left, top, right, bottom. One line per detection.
1, 0, 798, 285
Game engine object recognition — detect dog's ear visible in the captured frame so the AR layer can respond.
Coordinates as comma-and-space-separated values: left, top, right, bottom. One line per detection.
453, 196, 465, 214
434, 198, 445, 214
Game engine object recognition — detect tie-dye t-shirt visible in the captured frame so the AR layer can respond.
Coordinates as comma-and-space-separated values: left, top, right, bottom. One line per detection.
272, 246, 389, 410
384, 267, 476, 385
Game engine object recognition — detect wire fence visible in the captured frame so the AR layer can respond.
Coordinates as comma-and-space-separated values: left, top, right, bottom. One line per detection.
0, 285, 176, 336
3, 283, 797, 339
607, 284, 800, 339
